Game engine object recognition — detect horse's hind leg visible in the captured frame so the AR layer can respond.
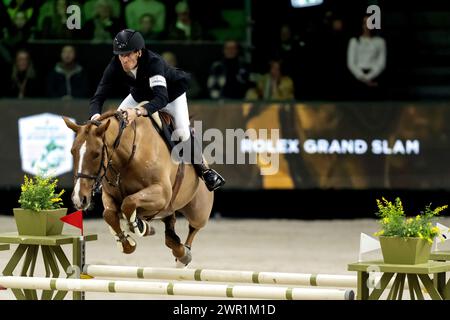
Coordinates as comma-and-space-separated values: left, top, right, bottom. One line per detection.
102, 192, 136, 254
162, 214, 192, 267
185, 225, 200, 249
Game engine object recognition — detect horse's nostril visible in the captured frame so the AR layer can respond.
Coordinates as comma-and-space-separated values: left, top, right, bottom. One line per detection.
82, 196, 87, 206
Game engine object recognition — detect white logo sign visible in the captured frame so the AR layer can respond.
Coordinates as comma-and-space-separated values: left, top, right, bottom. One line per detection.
291, 0, 323, 8
18, 113, 75, 176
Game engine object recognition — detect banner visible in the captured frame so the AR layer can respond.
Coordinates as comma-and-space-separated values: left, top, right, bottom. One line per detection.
0, 99, 449, 190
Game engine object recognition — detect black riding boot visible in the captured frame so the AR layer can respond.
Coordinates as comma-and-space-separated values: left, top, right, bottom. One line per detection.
188, 130, 225, 192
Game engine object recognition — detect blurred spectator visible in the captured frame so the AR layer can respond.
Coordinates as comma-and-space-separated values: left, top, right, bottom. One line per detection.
207, 40, 251, 99
37, 0, 83, 40
2, 11, 32, 52
319, 12, 350, 100
83, 0, 121, 21
5, 0, 38, 26
125, 0, 165, 34
162, 51, 201, 98
82, 0, 122, 42
270, 25, 301, 75
268, 24, 309, 99
138, 13, 159, 41
167, 1, 203, 41
46, 45, 89, 99
5, 49, 40, 98
246, 60, 294, 101
347, 15, 386, 99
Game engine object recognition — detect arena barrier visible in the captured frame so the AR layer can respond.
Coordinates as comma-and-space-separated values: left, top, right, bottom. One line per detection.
84, 264, 358, 288
0, 276, 354, 300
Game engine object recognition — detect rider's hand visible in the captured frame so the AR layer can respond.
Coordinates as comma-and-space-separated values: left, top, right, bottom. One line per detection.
91, 113, 101, 121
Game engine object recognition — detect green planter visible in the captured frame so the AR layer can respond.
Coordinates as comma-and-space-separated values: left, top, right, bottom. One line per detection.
379, 236, 432, 264
13, 208, 67, 236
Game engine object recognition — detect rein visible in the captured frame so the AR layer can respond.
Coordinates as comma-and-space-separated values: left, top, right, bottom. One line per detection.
75, 112, 137, 196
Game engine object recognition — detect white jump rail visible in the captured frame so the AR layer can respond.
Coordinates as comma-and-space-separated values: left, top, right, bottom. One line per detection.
0, 276, 355, 300
84, 264, 358, 288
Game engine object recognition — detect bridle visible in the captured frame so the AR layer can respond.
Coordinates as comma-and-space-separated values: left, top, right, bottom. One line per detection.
75, 111, 137, 197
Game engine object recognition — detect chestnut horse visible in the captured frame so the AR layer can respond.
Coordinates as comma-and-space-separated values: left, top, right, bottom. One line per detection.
63, 109, 213, 266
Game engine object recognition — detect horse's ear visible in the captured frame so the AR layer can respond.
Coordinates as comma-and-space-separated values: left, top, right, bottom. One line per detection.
63, 117, 80, 133
95, 119, 110, 136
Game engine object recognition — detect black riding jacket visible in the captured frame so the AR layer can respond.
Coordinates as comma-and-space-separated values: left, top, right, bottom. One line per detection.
89, 48, 190, 118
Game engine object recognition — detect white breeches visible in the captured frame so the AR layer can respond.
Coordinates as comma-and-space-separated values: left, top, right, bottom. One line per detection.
118, 93, 191, 142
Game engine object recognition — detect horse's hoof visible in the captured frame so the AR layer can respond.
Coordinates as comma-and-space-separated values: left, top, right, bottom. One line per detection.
175, 245, 192, 268
175, 259, 188, 269
122, 241, 136, 254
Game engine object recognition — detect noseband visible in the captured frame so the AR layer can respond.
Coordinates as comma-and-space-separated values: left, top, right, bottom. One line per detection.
75, 112, 137, 197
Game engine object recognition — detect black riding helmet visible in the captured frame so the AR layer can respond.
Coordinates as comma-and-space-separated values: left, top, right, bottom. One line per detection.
113, 29, 145, 55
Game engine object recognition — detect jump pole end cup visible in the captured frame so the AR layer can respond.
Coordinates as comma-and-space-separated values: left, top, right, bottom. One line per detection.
345, 289, 355, 300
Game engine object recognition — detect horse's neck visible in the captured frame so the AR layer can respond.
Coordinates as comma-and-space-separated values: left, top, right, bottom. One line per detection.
104, 116, 167, 168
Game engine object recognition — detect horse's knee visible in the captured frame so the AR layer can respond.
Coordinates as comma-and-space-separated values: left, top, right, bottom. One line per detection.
121, 197, 137, 216
103, 210, 119, 226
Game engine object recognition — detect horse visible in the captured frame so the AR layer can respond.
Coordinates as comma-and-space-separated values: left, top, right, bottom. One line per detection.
63, 108, 214, 266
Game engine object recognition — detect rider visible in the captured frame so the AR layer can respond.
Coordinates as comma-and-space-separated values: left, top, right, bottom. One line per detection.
89, 29, 225, 191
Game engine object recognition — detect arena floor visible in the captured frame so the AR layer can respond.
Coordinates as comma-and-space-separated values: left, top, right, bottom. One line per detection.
1, 215, 450, 300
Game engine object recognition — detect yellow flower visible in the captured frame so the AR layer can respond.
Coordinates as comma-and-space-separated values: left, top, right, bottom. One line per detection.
374, 230, 384, 236
50, 198, 62, 203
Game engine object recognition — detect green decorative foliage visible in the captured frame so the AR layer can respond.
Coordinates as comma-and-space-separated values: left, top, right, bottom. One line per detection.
374, 197, 448, 244
18, 174, 65, 212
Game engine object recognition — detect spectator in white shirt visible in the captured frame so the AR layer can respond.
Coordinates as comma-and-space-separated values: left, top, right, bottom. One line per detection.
347, 15, 386, 96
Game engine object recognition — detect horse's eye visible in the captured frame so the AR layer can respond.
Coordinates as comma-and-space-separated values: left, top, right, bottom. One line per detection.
92, 152, 100, 159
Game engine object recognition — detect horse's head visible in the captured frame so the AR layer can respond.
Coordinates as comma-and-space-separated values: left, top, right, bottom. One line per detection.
63, 117, 111, 210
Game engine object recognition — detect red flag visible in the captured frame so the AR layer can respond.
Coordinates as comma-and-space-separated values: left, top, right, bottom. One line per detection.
60, 210, 84, 235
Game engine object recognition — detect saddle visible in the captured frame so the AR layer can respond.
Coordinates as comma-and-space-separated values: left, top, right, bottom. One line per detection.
134, 101, 178, 152
150, 111, 178, 152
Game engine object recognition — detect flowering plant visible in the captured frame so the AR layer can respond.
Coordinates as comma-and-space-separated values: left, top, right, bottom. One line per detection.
374, 197, 447, 244
18, 174, 65, 212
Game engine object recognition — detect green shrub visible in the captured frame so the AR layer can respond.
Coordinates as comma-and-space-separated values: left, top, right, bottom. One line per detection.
18, 174, 65, 212
374, 197, 447, 244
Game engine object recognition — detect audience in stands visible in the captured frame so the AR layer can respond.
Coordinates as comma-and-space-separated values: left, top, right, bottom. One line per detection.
162, 51, 202, 98
83, 0, 121, 21
347, 14, 386, 100
5, 49, 40, 98
125, 0, 166, 35
167, 1, 203, 41
82, 0, 123, 42
138, 13, 159, 41
2, 10, 32, 53
46, 45, 89, 99
207, 40, 251, 99
4, 0, 38, 27
317, 11, 350, 100
246, 60, 294, 101
36, 0, 83, 40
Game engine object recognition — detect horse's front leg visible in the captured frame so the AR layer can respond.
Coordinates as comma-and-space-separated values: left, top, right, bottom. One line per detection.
121, 182, 172, 237
102, 191, 137, 254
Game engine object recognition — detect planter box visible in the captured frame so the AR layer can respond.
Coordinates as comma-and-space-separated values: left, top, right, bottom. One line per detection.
380, 236, 432, 264
13, 208, 67, 236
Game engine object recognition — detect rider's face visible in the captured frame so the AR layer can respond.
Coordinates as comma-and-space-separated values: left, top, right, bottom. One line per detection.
118, 50, 141, 72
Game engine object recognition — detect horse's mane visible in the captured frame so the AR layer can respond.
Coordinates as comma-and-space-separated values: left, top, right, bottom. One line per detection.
98, 110, 119, 121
